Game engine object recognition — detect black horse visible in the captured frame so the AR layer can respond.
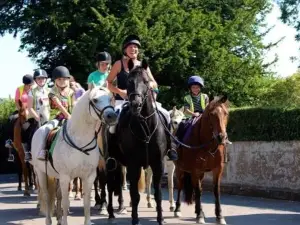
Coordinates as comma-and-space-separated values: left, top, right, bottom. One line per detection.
108, 59, 167, 225
94, 124, 126, 217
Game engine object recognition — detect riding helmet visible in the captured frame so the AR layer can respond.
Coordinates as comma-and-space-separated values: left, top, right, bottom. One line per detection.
188, 75, 204, 88
33, 69, 48, 79
22, 74, 34, 85
122, 34, 141, 54
96, 52, 112, 63
51, 66, 71, 80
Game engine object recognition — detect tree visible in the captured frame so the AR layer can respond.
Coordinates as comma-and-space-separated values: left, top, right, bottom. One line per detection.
0, 0, 275, 107
278, 0, 300, 40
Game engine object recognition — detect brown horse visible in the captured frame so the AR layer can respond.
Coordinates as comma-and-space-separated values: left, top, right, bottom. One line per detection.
13, 100, 37, 196
174, 95, 229, 225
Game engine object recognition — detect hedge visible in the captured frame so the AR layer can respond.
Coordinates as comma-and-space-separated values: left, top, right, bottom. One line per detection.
228, 107, 300, 141
0, 100, 300, 142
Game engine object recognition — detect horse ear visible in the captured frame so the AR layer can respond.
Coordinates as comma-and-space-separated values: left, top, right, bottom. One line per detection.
172, 106, 177, 111
179, 106, 184, 112
90, 82, 96, 90
219, 94, 228, 103
141, 59, 148, 70
128, 59, 134, 71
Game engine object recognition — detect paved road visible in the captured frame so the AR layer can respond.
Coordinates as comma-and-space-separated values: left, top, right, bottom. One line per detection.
0, 174, 300, 225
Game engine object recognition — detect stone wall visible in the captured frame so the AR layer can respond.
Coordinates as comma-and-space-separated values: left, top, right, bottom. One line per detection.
203, 141, 300, 201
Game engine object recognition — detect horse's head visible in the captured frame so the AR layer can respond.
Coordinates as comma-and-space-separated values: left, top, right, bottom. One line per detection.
88, 85, 118, 126
127, 59, 151, 115
202, 95, 229, 145
169, 106, 185, 132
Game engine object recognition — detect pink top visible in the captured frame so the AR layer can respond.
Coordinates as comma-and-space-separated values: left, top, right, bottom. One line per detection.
15, 87, 29, 106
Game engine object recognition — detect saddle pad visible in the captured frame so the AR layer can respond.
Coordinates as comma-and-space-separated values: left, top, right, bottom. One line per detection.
47, 128, 61, 157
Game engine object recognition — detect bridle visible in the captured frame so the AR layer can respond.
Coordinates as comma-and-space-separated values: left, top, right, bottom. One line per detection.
62, 88, 115, 156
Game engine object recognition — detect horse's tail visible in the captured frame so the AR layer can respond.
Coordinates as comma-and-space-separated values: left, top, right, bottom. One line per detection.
138, 168, 146, 193
39, 176, 57, 216
183, 172, 194, 205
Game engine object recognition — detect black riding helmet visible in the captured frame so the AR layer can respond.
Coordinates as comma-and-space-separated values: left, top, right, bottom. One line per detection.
122, 34, 141, 56
52, 66, 71, 80
33, 69, 48, 79
22, 74, 34, 85
96, 51, 112, 63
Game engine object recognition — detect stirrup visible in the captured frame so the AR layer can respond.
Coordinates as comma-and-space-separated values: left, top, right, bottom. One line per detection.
25, 152, 32, 162
7, 154, 15, 162
106, 157, 117, 171
37, 150, 47, 161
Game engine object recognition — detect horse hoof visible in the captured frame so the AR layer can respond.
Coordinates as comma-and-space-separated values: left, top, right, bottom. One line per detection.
69, 192, 74, 198
169, 206, 175, 212
23, 192, 30, 197
117, 208, 127, 215
99, 208, 108, 216
74, 195, 81, 200
36, 203, 40, 209
94, 204, 101, 210
196, 217, 205, 224
174, 211, 182, 218
217, 218, 227, 225
147, 202, 154, 208
18, 187, 22, 191
29, 185, 34, 191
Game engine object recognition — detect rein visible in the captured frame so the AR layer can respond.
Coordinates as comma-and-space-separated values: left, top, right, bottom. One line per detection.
62, 101, 114, 156
150, 91, 225, 152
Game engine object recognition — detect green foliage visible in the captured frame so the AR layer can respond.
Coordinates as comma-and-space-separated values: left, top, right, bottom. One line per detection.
258, 71, 300, 107
279, 0, 300, 40
0, 0, 275, 106
0, 99, 15, 124
228, 106, 300, 141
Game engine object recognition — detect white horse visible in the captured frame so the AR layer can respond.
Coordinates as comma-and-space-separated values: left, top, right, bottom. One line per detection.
145, 106, 185, 211
31, 86, 118, 225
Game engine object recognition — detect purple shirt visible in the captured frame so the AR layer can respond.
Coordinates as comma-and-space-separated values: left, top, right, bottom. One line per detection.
75, 88, 85, 99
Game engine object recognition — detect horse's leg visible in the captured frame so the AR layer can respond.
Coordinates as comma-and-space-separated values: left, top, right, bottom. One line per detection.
174, 169, 183, 218
16, 153, 22, 191
99, 170, 108, 216
122, 166, 128, 190
151, 163, 164, 225
145, 167, 154, 208
19, 152, 30, 196
56, 180, 63, 225
60, 175, 71, 225
36, 170, 52, 225
117, 165, 126, 214
68, 179, 74, 198
74, 178, 81, 200
166, 160, 175, 211
94, 168, 101, 209
213, 167, 226, 225
82, 172, 96, 225
107, 169, 116, 219
32, 165, 38, 191
27, 162, 34, 189
128, 165, 142, 225
195, 174, 205, 224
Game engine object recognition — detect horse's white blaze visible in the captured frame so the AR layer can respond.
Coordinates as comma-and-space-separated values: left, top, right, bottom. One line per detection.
31, 87, 117, 225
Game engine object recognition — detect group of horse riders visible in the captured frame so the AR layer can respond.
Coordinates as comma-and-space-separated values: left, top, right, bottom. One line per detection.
6, 34, 211, 171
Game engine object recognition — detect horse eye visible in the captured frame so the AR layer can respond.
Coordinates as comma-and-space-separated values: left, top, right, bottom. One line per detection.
93, 98, 98, 104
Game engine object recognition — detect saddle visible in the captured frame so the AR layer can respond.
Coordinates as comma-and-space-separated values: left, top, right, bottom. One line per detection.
46, 127, 60, 152
176, 115, 202, 143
